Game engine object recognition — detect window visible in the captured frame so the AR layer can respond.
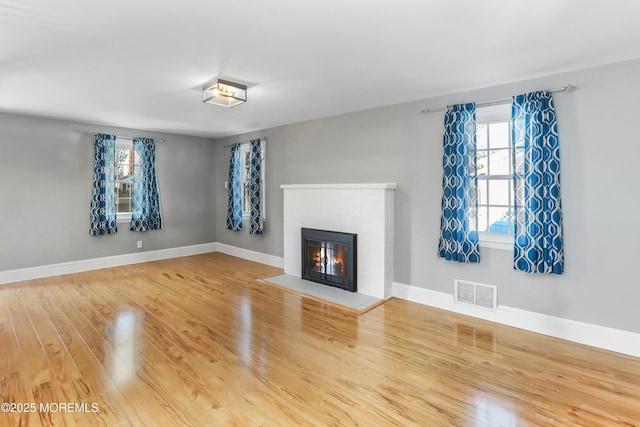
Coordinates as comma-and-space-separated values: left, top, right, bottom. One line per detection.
226, 139, 267, 233
115, 139, 140, 222
241, 145, 251, 216
90, 134, 162, 235
475, 104, 514, 249
238, 141, 266, 219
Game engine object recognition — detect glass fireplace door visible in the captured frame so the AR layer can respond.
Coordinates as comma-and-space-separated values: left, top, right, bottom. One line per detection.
304, 240, 349, 286
301, 228, 357, 292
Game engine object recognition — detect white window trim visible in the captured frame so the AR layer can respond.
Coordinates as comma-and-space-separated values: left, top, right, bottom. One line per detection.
115, 139, 134, 223
478, 232, 513, 251
239, 143, 250, 220
476, 102, 513, 251
116, 214, 133, 223
238, 139, 267, 222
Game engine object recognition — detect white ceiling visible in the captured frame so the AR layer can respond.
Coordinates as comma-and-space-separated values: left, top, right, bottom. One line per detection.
2, 0, 640, 139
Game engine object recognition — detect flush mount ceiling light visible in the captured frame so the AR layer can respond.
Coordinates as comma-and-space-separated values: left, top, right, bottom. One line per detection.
202, 79, 247, 108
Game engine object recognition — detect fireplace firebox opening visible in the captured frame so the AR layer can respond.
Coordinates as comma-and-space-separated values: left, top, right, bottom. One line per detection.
301, 228, 357, 292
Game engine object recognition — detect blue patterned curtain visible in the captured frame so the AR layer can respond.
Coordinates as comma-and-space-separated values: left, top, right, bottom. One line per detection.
248, 139, 264, 234
437, 103, 480, 263
90, 133, 118, 235
512, 91, 564, 274
130, 138, 163, 231
226, 143, 243, 231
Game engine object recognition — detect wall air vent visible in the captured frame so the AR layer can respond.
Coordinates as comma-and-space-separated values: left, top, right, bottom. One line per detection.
454, 279, 497, 310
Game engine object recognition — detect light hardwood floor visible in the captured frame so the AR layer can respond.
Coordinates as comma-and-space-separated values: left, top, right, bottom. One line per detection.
1, 252, 639, 426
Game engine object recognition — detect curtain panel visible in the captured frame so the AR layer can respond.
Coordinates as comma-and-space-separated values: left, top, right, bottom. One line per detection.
512, 91, 564, 274
130, 137, 163, 231
437, 103, 480, 263
248, 139, 264, 234
226, 143, 243, 231
89, 133, 118, 235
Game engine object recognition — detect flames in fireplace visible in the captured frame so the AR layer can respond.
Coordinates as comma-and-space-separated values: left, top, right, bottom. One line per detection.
311, 248, 345, 277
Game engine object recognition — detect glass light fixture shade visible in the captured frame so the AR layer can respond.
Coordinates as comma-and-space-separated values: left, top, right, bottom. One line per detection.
202, 79, 247, 108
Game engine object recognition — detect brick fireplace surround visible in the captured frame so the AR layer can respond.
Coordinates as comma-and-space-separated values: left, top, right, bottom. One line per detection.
280, 183, 396, 299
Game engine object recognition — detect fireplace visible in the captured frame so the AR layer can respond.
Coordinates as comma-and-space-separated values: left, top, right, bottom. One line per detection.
301, 228, 357, 292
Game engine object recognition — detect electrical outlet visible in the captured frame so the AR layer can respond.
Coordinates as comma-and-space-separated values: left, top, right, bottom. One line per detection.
224, 181, 228, 189
137, 241, 143, 249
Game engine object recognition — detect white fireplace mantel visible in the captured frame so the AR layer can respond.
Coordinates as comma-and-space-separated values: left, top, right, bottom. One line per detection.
281, 183, 396, 299
280, 183, 397, 190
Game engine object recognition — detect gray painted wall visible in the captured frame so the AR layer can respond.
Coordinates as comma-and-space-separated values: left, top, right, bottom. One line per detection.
214, 59, 640, 333
1, 59, 637, 334
0, 113, 216, 270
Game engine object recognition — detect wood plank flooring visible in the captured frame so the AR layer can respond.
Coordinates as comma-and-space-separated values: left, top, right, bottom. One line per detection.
1, 252, 640, 426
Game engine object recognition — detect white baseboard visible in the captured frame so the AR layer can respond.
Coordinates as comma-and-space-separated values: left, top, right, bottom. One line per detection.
0, 242, 284, 286
214, 243, 284, 269
392, 282, 640, 358
0, 243, 218, 285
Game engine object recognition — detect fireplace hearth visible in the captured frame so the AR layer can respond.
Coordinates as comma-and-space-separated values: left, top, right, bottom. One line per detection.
301, 228, 357, 292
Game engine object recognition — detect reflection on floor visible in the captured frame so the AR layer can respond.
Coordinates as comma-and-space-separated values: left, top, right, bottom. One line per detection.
4, 252, 640, 425
260, 274, 383, 313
